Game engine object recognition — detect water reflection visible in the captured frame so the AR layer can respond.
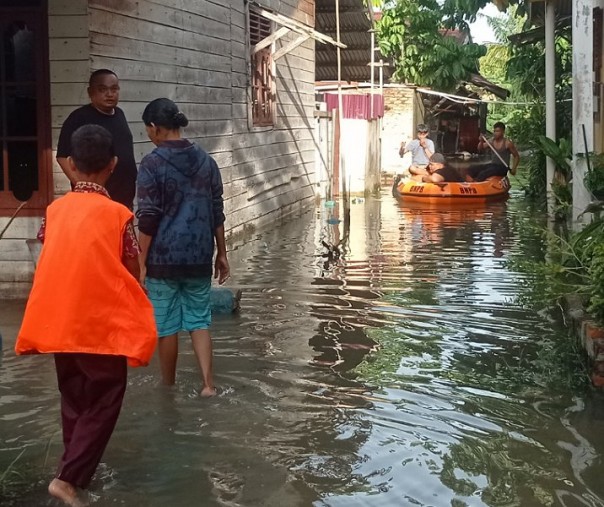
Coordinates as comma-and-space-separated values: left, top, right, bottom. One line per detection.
1, 193, 604, 506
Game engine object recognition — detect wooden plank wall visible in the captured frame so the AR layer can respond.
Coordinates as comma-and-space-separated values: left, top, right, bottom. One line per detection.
89, 0, 317, 238
227, 0, 316, 234
1, 0, 317, 298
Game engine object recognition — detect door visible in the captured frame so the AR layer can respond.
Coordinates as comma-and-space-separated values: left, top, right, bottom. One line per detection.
0, 0, 51, 213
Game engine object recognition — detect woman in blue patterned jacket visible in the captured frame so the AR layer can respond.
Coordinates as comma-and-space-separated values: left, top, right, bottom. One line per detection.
136, 98, 229, 397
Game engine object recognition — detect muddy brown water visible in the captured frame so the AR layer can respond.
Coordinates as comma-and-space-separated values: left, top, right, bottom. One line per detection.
1, 191, 604, 506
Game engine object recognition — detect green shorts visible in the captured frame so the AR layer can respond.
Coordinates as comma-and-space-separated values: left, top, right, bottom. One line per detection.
145, 277, 212, 337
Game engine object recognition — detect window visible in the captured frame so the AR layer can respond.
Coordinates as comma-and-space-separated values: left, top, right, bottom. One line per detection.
0, 2, 50, 213
249, 9, 275, 127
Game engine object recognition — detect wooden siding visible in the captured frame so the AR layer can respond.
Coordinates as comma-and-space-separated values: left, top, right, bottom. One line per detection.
87, 0, 317, 238
228, 0, 316, 235
1, 0, 317, 298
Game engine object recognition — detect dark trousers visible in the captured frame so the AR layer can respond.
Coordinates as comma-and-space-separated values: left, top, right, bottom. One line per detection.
54, 353, 127, 488
468, 163, 508, 182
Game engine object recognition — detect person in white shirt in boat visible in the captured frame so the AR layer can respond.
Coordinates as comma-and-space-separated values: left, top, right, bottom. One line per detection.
399, 123, 435, 177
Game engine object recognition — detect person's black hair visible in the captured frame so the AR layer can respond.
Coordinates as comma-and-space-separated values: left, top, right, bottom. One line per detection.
493, 121, 506, 130
71, 125, 115, 174
89, 69, 118, 87
142, 98, 189, 130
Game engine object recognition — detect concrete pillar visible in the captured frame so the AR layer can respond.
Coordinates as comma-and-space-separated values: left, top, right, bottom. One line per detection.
572, 0, 594, 225
545, 0, 556, 215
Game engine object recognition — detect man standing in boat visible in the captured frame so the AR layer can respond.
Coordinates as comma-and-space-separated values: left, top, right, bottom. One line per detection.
469, 122, 520, 181
399, 123, 434, 178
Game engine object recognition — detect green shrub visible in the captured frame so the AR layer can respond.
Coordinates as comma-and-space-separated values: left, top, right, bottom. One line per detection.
584, 153, 604, 200
588, 245, 604, 322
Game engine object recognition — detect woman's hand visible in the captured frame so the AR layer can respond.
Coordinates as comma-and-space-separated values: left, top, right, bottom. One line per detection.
214, 254, 230, 285
139, 264, 148, 294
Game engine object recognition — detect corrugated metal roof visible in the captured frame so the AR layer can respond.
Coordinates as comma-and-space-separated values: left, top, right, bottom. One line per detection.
315, 0, 385, 82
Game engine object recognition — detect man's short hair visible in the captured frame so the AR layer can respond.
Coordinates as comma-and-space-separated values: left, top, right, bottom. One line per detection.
71, 125, 114, 174
429, 153, 446, 164
417, 123, 428, 133
88, 69, 118, 87
493, 122, 506, 130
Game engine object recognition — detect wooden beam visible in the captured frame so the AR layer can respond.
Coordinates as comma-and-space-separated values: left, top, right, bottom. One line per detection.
273, 34, 310, 60
251, 26, 290, 55
251, 3, 347, 48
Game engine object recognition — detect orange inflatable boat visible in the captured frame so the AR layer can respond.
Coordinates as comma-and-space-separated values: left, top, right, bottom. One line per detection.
392, 176, 510, 205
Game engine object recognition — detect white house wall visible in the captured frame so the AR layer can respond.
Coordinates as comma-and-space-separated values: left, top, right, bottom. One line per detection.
341, 119, 368, 194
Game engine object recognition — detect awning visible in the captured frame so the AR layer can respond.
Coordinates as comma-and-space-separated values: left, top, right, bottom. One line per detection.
466, 73, 510, 100
249, 1, 346, 61
508, 16, 571, 45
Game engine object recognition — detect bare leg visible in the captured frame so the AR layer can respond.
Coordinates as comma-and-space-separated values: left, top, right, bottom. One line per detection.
190, 329, 216, 397
48, 478, 87, 507
158, 334, 179, 385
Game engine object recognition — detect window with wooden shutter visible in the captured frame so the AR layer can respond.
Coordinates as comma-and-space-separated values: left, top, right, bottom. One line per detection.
249, 9, 275, 127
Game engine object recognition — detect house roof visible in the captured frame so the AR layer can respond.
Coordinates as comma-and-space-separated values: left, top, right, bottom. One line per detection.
466, 73, 510, 99
315, 0, 383, 82
527, 0, 572, 26
508, 15, 571, 45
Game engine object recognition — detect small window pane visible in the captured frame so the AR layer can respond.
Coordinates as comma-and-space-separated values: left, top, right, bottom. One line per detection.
4, 21, 36, 83
6, 86, 37, 136
8, 141, 37, 201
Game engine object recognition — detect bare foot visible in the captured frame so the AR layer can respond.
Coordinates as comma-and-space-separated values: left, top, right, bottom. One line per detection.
201, 386, 217, 397
48, 478, 87, 506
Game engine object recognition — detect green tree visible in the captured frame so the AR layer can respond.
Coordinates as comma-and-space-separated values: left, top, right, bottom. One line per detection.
376, 0, 487, 91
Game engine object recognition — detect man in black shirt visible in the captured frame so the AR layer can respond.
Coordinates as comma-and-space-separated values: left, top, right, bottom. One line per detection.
56, 69, 137, 208
421, 153, 463, 183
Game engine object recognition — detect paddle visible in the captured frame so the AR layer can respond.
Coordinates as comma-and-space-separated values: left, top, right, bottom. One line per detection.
480, 135, 524, 189
480, 135, 514, 174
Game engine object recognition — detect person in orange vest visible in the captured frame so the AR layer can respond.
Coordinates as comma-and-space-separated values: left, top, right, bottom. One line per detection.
15, 125, 156, 507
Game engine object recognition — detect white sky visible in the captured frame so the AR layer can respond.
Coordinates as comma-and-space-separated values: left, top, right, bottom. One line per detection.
469, 3, 501, 44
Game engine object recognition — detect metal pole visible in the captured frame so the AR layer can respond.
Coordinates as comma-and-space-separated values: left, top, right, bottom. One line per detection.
336, 0, 348, 211
370, 30, 375, 118
545, 0, 556, 215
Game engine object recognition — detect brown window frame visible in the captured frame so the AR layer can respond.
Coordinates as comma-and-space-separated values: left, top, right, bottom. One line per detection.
249, 8, 275, 127
0, 2, 52, 216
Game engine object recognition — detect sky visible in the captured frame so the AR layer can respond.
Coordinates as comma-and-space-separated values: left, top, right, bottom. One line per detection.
469, 3, 501, 44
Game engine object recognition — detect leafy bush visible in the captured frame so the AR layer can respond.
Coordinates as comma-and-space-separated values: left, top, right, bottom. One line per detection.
510, 218, 604, 327
588, 244, 604, 322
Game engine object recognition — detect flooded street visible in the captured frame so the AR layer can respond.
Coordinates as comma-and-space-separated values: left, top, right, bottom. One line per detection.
2, 190, 604, 506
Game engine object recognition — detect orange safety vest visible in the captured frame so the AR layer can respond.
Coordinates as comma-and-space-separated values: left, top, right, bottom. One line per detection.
15, 192, 157, 367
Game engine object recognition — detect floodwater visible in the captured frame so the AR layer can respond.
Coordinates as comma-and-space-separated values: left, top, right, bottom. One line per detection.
2, 190, 604, 507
